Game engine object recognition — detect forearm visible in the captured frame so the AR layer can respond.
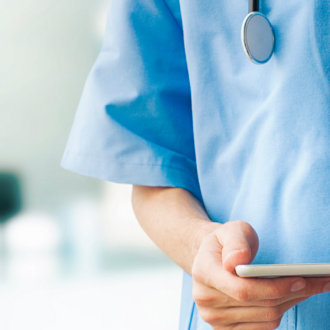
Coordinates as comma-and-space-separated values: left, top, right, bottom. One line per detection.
131, 186, 221, 274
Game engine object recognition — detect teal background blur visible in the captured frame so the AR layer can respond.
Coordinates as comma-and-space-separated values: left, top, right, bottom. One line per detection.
0, 0, 182, 328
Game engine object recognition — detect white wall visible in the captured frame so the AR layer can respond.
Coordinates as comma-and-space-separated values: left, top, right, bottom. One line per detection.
0, 0, 110, 211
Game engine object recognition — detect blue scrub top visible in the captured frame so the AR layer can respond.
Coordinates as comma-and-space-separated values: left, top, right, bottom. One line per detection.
62, 0, 330, 329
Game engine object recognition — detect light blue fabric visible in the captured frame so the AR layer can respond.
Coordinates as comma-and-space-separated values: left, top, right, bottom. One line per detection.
62, 0, 330, 329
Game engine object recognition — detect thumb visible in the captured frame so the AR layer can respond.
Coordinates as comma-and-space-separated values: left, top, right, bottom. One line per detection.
216, 221, 259, 273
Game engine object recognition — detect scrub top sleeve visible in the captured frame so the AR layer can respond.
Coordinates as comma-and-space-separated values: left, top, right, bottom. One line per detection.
61, 0, 201, 199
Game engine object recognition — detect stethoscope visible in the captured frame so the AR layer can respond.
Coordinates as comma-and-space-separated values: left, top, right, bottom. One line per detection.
241, 0, 275, 64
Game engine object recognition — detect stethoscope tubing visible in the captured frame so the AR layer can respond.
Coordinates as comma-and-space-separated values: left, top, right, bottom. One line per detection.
249, 0, 259, 13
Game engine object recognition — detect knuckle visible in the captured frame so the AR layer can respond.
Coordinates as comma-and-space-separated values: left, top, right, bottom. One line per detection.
199, 308, 219, 324
233, 285, 250, 302
191, 265, 205, 283
193, 290, 215, 307
192, 287, 203, 304
265, 307, 282, 321
233, 220, 254, 234
192, 282, 215, 306
235, 219, 249, 228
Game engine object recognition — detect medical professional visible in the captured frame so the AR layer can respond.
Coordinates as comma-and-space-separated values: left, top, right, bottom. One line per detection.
62, 0, 330, 328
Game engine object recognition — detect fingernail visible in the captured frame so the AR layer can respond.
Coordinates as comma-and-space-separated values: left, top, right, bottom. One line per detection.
291, 280, 306, 292
323, 282, 330, 293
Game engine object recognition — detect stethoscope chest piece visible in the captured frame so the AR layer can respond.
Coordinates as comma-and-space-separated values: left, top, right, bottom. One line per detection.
241, 12, 275, 64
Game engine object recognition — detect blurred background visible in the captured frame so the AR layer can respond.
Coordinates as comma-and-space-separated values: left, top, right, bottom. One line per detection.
0, 0, 182, 329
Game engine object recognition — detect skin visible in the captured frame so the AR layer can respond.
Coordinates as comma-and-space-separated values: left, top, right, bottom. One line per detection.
132, 186, 330, 330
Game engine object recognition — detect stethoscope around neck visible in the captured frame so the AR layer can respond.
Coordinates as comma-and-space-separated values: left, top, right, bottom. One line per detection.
241, 0, 275, 64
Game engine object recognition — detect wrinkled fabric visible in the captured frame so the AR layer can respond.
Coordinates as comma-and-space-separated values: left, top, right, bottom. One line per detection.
62, 0, 330, 329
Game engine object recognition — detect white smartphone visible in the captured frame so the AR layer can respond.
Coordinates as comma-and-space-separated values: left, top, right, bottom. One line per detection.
235, 263, 330, 278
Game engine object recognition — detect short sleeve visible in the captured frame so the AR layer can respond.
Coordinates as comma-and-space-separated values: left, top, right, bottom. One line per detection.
61, 0, 201, 199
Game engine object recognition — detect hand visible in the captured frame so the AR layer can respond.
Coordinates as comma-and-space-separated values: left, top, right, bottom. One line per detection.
192, 220, 330, 330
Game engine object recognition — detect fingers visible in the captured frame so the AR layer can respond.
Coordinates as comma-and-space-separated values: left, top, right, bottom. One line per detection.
256, 276, 330, 306
205, 297, 307, 324
194, 275, 330, 310
194, 278, 309, 308
215, 221, 259, 273
199, 297, 308, 329
217, 268, 304, 302
215, 266, 306, 302
298, 276, 330, 296
194, 239, 307, 302
225, 320, 282, 330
